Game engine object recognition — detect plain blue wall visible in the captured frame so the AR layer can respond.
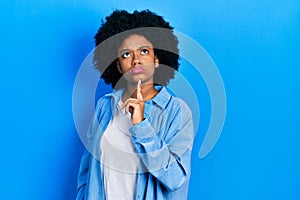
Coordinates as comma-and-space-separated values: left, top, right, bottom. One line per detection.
0, 0, 299, 199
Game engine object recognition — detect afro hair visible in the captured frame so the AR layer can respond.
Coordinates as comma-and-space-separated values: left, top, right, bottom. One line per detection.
93, 10, 179, 88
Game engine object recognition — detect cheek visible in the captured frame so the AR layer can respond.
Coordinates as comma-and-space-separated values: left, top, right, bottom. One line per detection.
119, 60, 131, 71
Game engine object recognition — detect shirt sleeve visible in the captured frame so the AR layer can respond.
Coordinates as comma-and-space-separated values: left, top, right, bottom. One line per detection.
129, 100, 194, 191
76, 149, 90, 200
75, 97, 110, 199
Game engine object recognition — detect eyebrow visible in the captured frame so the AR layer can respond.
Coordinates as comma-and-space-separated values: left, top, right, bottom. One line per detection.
118, 46, 152, 55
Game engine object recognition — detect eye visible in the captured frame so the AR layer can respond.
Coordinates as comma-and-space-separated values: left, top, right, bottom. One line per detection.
121, 51, 131, 59
140, 49, 149, 55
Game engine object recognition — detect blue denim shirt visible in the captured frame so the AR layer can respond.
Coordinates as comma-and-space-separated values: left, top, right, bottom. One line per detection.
76, 86, 194, 200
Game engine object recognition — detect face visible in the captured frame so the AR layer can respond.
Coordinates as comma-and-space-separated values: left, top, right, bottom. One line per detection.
117, 34, 159, 85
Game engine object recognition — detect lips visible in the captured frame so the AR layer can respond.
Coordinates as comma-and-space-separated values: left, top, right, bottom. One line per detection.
131, 66, 144, 74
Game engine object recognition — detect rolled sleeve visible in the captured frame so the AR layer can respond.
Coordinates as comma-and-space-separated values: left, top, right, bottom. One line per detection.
129, 118, 156, 139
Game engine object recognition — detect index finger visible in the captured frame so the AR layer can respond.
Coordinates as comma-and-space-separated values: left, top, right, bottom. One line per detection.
137, 79, 143, 101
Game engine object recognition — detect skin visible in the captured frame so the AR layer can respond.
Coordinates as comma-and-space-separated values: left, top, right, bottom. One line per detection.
118, 34, 159, 125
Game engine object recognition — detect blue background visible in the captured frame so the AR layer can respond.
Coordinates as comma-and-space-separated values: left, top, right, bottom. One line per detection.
1, 0, 299, 199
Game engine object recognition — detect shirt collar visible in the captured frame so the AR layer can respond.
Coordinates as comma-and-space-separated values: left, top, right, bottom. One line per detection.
151, 85, 171, 109
105, 85, 171, 109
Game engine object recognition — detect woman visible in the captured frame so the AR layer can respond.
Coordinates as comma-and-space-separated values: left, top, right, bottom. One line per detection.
76, 10, 194, 200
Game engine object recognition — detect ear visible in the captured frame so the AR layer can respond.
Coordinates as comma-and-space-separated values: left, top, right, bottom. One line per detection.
154, 56, 159, 68
116, 61, 122, 73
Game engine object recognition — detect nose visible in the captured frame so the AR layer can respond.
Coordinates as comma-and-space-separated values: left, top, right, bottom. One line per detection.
132, 51, 141, 66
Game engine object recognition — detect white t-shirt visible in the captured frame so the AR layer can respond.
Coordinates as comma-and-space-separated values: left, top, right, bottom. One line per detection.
100, 100, 140, 200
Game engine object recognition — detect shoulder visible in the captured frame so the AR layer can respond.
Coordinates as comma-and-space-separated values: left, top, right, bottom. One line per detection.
93, 97, 110, 117
154, 86, 192, 117
94, 92, 115, 119
95, 94, 111, 108
153, 86, 191, 115
168, 96, 192, 118
95, 89, 123, 110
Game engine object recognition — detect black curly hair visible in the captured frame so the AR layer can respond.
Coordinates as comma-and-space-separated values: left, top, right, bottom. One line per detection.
93, 10, 179, 89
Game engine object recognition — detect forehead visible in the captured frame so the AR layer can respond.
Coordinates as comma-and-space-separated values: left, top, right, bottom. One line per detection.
118, 34, 154, 50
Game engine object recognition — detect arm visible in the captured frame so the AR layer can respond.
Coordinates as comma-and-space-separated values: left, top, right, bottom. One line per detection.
130, 100, 194, 191
75, 97, 109, 199
76, 149, 90, 200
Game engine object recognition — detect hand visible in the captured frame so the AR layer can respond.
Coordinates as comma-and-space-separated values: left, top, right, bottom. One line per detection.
121, 79, 145, 125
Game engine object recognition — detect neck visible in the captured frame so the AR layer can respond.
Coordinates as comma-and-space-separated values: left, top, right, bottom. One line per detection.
123, 83, 158, 102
